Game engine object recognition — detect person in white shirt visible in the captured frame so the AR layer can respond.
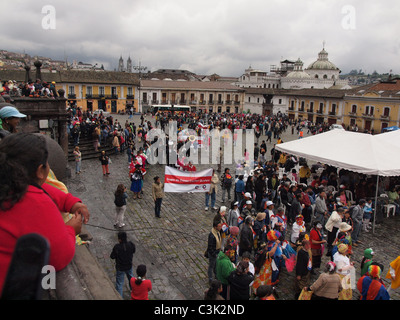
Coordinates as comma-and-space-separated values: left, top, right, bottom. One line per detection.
333, 243, 354, 300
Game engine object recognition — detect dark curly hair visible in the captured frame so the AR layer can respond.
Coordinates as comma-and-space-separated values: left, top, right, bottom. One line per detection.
0, 133, 48, 210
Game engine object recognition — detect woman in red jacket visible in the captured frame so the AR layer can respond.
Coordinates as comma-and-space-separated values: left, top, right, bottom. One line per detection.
0, 133, 84, 295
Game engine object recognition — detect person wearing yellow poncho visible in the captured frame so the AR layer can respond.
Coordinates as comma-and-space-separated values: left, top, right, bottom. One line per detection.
386, 256, 400, 296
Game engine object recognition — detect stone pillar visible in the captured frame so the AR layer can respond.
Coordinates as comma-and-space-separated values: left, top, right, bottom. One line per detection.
24, 64, 31, 83
34, 60, 42, 81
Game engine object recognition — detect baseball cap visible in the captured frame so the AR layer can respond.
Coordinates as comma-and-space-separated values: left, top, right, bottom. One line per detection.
0, 106, 26, 119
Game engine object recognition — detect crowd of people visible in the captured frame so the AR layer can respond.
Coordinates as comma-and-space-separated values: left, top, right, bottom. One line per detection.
66, 106, 400, 300
200, 112, 400, 301
1, 97, 399, 301
1, 79, 59, 99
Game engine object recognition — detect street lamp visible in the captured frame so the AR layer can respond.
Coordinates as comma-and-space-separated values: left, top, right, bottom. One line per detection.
133, 60, 147, 113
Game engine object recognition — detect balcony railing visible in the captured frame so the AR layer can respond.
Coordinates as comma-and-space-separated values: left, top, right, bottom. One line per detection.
126, 95, 134, 99
68, 94, 76, 99
362, 113, 374, 118
105, 94, 118, 99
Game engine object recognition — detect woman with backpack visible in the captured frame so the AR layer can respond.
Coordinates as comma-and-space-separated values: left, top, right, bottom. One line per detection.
114, 184, 128, 228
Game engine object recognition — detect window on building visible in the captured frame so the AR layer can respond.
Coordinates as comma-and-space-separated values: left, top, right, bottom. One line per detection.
383, 107, 390, 117
86, 86, 92, 96
279, 99, 282, 104
99, 86, 105, 96
365, 105, 374, 115
351, 104, 357, 113
69, 86, 75, 95
111, 87, 117, 96
127, 87, 133, 96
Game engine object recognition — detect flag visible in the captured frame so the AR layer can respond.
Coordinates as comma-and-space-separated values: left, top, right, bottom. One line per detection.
164, 166, 213, 193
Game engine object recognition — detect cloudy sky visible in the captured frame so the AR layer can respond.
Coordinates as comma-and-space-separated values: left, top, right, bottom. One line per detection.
0, 0, 399, 76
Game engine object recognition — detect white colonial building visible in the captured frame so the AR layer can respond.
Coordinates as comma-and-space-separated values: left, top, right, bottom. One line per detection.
238, 46, 351, 115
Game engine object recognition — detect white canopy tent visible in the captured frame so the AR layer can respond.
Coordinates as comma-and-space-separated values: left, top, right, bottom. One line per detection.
275, 129, 400, 232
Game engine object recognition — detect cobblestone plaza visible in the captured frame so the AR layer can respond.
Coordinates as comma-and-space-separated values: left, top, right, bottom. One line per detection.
65, 115, 400, 300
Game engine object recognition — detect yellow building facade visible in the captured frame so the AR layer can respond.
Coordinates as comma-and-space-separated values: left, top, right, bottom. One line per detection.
56, 71, 139, 113
286, 89, 346, 125
342, 80, 400, 132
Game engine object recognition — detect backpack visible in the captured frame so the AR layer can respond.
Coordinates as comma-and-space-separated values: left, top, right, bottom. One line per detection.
223, 173, 233, 186
114, 193, 125, 207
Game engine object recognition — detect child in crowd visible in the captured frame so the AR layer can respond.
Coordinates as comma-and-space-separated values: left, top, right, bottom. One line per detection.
363, 198, 373, 232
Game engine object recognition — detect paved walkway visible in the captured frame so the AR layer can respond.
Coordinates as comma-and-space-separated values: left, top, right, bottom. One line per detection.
65, 115, 400, 300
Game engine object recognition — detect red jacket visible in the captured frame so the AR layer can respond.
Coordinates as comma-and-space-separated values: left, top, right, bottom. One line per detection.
0, 184, 81, 294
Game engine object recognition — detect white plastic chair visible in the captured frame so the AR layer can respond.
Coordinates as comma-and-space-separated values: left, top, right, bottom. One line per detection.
326, 185, 336, 194
380, 194, 396, 218
345, 190, 354, 205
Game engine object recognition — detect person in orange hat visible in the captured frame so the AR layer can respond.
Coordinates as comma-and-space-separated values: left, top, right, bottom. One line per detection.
291, 214, 306, 245
251, 230, 281, 294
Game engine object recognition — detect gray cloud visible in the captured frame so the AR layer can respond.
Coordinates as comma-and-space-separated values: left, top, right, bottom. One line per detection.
0, 0, 399, 76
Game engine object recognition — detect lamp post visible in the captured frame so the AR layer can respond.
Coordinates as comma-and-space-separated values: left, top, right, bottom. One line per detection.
133, 60, 147, 113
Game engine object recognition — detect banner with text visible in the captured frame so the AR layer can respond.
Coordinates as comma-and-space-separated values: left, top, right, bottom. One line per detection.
164, 167, 213, 193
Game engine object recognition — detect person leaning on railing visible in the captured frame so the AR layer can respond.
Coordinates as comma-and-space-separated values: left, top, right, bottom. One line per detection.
0, 133, 85, 296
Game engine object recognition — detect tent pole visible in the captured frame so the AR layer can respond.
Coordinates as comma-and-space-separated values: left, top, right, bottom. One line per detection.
373, 175, 379, 234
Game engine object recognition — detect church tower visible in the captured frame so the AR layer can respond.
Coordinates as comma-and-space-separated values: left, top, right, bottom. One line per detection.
118, 55, 124, 72
127, 56, 132, 73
